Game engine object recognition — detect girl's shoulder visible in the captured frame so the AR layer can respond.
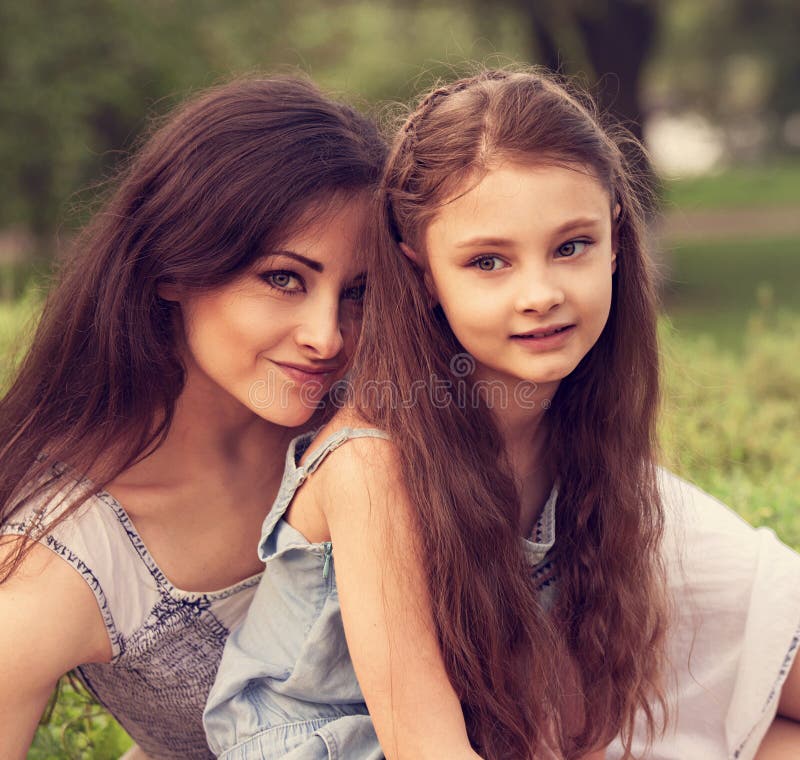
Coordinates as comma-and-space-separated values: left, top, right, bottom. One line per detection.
656, 467, 800, 589
657, 467, 772, 545
298, 411, 398, 487
264, 413, 400, 546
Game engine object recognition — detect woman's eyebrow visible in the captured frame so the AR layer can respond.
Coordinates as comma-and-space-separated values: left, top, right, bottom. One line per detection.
268, 250, 324, 272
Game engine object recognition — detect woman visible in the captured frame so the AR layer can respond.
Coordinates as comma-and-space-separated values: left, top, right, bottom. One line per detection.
0, 75, 385, 759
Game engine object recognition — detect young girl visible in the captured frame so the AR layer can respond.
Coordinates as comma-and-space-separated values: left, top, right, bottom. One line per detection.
0, 76, 385, 759
204, 69, 800, 759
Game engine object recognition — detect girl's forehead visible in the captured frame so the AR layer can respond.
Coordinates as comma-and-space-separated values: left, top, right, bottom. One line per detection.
444, 159, 607, 200
428, 163, 612, 231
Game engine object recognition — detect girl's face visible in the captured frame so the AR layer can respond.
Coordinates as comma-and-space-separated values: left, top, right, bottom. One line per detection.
174, 197, 369, 428
421, 163, 616, 398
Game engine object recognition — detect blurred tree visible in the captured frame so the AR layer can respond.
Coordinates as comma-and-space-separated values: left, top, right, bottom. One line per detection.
0, 0, 289, 253
648, 0, 800, 155
502, 0, 660, 143
2, 0, 797, 255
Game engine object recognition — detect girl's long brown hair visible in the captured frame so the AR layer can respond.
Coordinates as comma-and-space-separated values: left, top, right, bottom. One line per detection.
350, 68, 667, 758
0, 75, 385, 580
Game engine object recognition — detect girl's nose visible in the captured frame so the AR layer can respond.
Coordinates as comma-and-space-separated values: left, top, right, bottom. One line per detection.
514, 271, 566, 314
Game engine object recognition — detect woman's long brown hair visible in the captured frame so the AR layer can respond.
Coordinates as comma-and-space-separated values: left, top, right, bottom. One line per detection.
349, 68, 667, 758
0, 75, 385, 580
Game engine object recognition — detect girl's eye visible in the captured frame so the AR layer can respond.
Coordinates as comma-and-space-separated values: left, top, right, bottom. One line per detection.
342, 281, 366, 302
471, 255, 505, 272
556, 240, 589, 258
262, 271, 303, 293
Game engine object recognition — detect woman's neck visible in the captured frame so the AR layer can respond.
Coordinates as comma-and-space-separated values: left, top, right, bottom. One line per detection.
116, 367, 297, 489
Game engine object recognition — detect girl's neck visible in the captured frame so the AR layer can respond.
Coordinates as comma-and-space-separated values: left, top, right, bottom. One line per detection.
490, 391, 554, 538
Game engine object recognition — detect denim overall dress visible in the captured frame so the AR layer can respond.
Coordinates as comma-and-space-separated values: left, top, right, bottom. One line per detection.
204, 426, 559, 759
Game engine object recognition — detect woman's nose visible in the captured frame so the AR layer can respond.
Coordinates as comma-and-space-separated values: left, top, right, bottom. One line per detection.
294, 301, 345, 359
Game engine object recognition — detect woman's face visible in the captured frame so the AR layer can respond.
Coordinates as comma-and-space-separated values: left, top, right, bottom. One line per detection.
175, 197, 369, 428
421, 162, 616, 400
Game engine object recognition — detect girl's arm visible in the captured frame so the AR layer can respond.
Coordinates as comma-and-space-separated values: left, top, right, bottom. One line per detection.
777, 652, 800, 720
0, 538, 111, 759
754, 655, 800, 758
316, 436, 481, 760
754, 718, 800, 759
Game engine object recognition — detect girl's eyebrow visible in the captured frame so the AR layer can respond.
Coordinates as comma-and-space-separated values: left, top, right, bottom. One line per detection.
551, 216, 604, 235
454, 217, 605, 250
267, 250, 324, 272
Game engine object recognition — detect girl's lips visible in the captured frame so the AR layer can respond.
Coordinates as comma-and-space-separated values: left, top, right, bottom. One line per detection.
511, 324, 576, 351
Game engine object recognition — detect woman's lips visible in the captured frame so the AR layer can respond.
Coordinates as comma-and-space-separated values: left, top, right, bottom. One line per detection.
273, 362, 339, 385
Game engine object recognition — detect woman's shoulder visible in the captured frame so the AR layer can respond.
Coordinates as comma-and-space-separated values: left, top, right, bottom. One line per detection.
0, 536, 113, 665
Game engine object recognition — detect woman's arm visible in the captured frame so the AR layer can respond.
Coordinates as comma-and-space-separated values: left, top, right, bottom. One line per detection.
317, 437, 481, 760
0, 538, 111, 759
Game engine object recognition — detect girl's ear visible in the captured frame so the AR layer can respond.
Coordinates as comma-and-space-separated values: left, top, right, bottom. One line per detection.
399, 242, 422, 266
611, 203, 621, 273
399, 242, 438, 306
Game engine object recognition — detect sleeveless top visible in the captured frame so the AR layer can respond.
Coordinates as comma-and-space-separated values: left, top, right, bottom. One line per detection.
206, 427, 800, 760
0, 461, 262, 759
203, 427, 559, 759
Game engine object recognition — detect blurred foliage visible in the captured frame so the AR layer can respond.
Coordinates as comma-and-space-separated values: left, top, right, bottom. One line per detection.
2, 0, 800, 250
650, 0, 800, 126
0, 0, 287, 240
0, 282, 42, 388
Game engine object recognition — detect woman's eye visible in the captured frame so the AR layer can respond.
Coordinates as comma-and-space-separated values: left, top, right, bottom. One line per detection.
342, 281, 366, 302
556, 240, 589, 258
262, 271, 303, 292
471, 255, 505, 271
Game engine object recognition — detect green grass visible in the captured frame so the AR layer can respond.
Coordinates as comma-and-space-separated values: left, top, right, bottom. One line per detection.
661, 235, 800, 352
663, 160, 800, 210
0, 287, 41, 387
1, 225, 797, 756
28, 684, 132, 760
660, 310, 800, 550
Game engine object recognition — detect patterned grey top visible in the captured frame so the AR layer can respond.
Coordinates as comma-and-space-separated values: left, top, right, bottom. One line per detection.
1, 462, 262, 759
